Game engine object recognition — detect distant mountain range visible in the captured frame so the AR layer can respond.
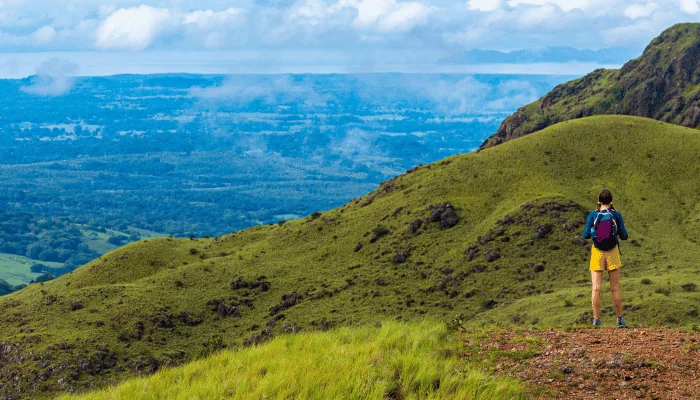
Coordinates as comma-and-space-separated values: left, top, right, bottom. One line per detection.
438, 46, 642, 65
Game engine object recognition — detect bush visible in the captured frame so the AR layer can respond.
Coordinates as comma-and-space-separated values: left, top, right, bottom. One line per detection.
30, 263, 50, 273
641, 278, 652, 285
107, 235, 129, 246
31, 273, 56, 284
681, 283, 697, 292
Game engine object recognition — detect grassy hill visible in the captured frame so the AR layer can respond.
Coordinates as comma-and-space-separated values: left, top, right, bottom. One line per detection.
481, 23, 700, 149
0, 116, 698, 399
58, 321, 527, 400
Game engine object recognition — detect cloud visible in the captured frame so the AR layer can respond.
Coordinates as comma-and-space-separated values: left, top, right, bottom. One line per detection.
507, 0, 597, 11
184, 8, 244, 29
469, 0, 502, 11
183, 7, 245, 48
334, 128, 384, 160
190, 75, 332, 106
680, 0, 700, 13
624, 2, 659, 18
402, 76, 493, 115
602, 18, 661, 46
281, 0, 432, 35
189, 75, 334, 136
31, 26, 57, 44
485, 80, 539, 109
353, 0, 432, 31
517, 4, 560, 28
20, 58, 79, 97
95, 5, 174, 50
0, 0, 695, 63
376, 1, 431, 31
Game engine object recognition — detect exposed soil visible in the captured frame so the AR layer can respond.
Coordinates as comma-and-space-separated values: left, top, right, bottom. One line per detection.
463, 327, 700, 399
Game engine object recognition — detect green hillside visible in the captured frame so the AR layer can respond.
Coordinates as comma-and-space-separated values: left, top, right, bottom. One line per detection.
58, 321, 526, 400
0, 116, 699, 399
481, 23, 700, 149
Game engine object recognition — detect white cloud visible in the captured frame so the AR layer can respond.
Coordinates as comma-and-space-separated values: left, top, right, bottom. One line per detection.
485, 80, 538, 109
0, 0, 696, 63
507, 0, 597, 11
517, 4, 559, 27
203, 32, 225, 49
98, 5, 116, 17
21, 57, 79, 97
190, 75, 332, 107
352, 0, 433, 32
184, 8, 243, 29
354, 0, 394, 26
286, 0, 341, 25
335, 128, 384, 160
183, 7, 245, 48
602, 18, 660, 45
680, 0, 700, 13
283, 0, 431, 33
32, 26, 57, 44
469, 0, 502, 11
95, 5, 174, 50
624, 2, 659, 18
407, 76, 492, 115
377, 1, 430, 31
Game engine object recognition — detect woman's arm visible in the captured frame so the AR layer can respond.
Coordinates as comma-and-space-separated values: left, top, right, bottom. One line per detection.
582, 212, 594, 239
616, 211, 629, 240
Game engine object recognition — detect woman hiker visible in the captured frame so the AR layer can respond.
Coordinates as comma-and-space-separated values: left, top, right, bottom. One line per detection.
582, 189, 629, 328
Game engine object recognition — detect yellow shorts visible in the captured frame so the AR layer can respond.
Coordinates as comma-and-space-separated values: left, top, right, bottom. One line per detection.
590, 245, 622, 271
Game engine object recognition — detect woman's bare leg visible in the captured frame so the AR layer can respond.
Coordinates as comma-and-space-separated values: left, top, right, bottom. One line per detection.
609, 268, 623, 318
591, 271, 603, 319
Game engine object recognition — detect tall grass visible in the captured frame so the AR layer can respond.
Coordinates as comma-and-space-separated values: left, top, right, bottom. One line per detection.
60, 321, 526, 400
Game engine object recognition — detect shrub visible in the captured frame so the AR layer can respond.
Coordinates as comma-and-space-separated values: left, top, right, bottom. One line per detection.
370, 226, 390, 243
641, 278, 652, 285
482, 299, 498, 309
30, 263, 50, 273
681, 283, 697, 292
373, 226, 389, 237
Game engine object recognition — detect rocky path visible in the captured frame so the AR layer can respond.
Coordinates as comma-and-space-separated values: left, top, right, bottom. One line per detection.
461, 327, 700, 399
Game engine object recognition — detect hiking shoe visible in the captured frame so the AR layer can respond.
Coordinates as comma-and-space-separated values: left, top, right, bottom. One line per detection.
593, 318, 602, 327
617, 317, 627, 328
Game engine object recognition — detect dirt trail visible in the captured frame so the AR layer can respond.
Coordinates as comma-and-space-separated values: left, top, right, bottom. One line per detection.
463, 327, 700, 399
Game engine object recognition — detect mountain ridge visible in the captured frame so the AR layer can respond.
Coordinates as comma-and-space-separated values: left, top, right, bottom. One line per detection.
438, 46, 641, 65
480, 23, 700, 149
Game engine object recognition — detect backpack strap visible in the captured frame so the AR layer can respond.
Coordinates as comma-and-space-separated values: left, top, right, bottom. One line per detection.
593, 209, 609, 226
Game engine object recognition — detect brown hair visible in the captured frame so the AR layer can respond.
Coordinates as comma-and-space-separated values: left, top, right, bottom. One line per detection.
597, 189, 614, 211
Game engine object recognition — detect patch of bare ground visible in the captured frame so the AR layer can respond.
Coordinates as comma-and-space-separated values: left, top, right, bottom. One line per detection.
461, 327, 700, 399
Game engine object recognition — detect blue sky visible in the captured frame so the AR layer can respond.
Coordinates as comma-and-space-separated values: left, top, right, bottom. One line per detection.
0, 0, 699, 76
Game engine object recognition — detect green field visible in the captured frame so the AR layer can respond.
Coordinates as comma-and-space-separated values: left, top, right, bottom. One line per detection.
1, 116, 698, 399
78, 226, 164, 255
0, 225, 164, 288
0, 252, 59, 286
